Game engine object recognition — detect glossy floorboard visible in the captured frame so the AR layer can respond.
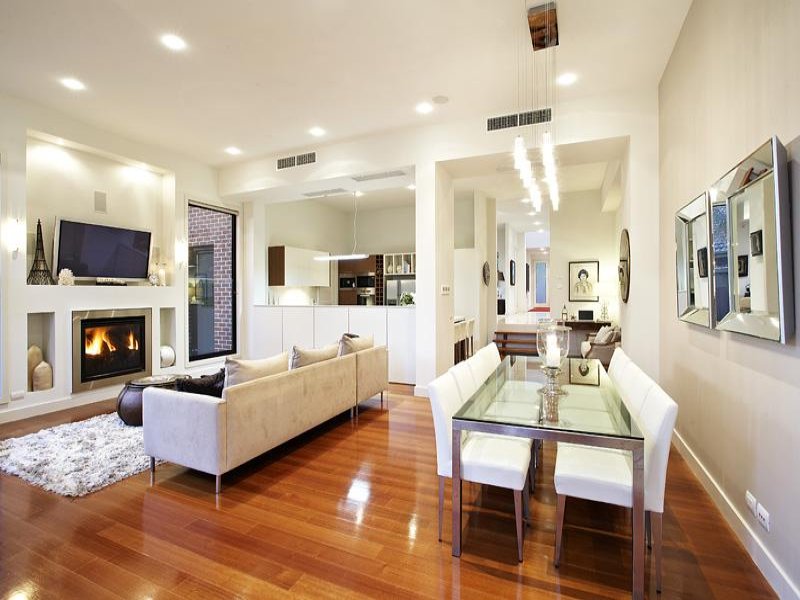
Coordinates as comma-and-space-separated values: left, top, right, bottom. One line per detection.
0, 388, 775, 599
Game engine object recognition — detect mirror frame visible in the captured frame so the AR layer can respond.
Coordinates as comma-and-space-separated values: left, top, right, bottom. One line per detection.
710, 136, 794, 343
675, 192, 714, 327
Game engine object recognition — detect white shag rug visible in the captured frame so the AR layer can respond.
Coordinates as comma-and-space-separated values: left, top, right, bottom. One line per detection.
0, 413, 154, 497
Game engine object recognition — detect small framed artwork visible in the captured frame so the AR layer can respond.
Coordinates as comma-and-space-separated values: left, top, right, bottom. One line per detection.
696, 247, 709, 278
525, 262, 530, 293
510, 260, 516, 286
750, 230, 763, 256
569, 260, 599, 302
568, 358, 600, 386
737, 254, 749, 277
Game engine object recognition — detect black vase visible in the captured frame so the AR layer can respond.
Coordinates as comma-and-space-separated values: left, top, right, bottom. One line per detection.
27, 219, 55, 285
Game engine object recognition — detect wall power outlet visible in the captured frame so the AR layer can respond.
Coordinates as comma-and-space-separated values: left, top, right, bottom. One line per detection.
745, 490, 757, 517
756, 503, 770, 532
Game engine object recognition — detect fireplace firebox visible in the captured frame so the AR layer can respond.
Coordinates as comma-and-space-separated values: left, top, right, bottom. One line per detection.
72, 309, 152, 393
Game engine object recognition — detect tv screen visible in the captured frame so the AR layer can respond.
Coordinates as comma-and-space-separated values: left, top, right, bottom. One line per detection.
55, 220, 152, 279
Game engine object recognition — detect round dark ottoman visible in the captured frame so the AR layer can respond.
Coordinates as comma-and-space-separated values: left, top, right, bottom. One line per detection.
117, 374, 188, 426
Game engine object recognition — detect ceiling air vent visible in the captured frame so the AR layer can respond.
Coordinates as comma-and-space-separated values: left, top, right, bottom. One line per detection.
277, 151, 317, 171
351, 170, 406, 182
277, 156, 296, 170
487, 108, 551, 131
296, 151, 316, 166
302, 187, 349, 198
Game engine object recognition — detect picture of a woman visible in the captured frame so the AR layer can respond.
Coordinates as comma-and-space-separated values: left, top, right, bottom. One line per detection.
569, 261, 600, 302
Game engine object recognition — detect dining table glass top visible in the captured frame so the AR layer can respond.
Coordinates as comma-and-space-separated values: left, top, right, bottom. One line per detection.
453, 355, 643, 440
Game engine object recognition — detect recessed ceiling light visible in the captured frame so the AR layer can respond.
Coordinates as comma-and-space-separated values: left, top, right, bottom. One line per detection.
60, 77, 86, 91
309, 126, 326, 137
160, 33, 187, 51
415, 101, 434, 114
354, 190, 364, 197
407, 184, 416, 191
557, 72, 578, 86
224, 146, 242, 156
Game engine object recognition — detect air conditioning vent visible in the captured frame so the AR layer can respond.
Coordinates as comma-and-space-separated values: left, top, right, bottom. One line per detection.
296, 152, 316, 166
302, 187, 349, 198
277, 156, 296, 170
351, 170, 406, 182
487, 108, 551, 131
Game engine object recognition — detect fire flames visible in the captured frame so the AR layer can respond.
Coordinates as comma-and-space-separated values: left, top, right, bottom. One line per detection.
85, 326, 139, 356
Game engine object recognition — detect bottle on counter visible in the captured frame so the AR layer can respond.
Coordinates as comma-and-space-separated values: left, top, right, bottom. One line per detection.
561, 305, 568, 321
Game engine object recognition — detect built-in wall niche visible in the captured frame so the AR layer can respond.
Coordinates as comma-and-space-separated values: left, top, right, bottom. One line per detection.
159, 307, 178, 370
27, 312, 55, 392
25, 133, 174, 285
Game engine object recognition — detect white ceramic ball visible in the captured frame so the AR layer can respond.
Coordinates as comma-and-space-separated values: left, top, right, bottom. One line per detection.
159, 345, 176, 368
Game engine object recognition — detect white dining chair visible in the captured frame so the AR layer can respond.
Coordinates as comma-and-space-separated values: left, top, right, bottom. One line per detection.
450, 360, 478, 402
552, 383, 678, 592
608, 347, 630, 383
467, 344, 501, 385
618, 362, 657, 419
429, 372, 533, 561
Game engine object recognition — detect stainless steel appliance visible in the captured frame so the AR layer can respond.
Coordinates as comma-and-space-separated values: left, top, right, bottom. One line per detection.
356, 274, 376, 288
339, 275, 356, 289
356, 288, 376, 305
385, 276, 415, 305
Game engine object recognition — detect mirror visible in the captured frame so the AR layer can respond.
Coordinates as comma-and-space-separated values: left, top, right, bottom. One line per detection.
709, 137, 793, 343
619, 229, 630, 303
675, 193, 712, 327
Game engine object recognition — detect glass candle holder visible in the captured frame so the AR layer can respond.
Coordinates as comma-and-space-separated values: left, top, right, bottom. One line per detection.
536, 320, 570, 368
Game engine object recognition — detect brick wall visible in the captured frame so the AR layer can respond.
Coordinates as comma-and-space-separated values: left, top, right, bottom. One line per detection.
188, 205, 235, 355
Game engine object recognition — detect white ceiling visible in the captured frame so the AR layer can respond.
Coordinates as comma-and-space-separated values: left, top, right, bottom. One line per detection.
316, 187, 415, 212
0, 1, 690, 166
446, 136, 628, 233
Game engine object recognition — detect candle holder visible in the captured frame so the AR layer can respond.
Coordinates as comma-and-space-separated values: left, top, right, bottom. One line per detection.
538, 365, 565, 423
536, 320, 571, 423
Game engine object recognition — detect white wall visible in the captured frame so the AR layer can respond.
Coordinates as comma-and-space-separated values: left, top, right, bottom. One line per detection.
549, 190, 619, 322
353, 204, 415, 255
0, 91, 227, 419
26, 138, 165, 270
659, 1, 800, 596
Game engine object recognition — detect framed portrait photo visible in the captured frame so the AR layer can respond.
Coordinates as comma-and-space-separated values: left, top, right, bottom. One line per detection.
510, 259, 516, 286
568, 358, 600, 386
568, 260, 599, 302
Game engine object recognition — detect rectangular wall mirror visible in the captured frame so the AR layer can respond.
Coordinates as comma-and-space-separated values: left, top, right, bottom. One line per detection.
676, 192, 713, 327
709, 136, 793, 343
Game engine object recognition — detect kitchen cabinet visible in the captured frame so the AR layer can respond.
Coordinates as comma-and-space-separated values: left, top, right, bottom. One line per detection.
268, 246, 330, 287
282, 307, 314, 351
387, 308, 415, 384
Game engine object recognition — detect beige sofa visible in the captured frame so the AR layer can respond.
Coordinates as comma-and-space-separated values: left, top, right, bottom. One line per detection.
143, 346, 387, 493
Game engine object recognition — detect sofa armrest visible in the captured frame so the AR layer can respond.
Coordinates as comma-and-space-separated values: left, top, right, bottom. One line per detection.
356, 345, 388, 403
143, 388, 227, 476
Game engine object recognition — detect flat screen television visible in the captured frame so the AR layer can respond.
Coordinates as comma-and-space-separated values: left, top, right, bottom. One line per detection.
54, 219, 152, 280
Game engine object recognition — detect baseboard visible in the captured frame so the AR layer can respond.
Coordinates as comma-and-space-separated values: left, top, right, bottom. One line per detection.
0, 389, 115, 424
413, 385, 428, 398
673, 430, 799, 599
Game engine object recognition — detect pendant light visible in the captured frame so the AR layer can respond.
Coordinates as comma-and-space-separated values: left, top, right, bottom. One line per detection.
314, 191, 368, 261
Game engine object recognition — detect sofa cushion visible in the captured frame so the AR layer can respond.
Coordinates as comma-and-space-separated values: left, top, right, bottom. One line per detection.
289, 344, 338, 369
595, 326, 614, 345
177, 369, 225, 397
338, 334, 374, 356
225, 353, 289, 387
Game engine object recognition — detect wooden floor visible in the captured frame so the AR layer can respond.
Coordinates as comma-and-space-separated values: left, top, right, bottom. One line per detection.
0, 388, 775, 599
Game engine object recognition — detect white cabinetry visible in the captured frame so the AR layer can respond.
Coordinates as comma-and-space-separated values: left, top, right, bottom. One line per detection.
388, 308, 415, 384
314, 307, 349, 347
268, 246, 329, 287
282, 307, 314, 351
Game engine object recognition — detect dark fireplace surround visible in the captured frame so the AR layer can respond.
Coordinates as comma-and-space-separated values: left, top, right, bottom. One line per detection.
72, 308, 152, 393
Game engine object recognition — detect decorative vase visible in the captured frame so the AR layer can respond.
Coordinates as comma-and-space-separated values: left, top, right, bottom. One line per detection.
27, 345, 43, 391
27, 219, 55, 285
58, 268, 75, 285
159, 345, 176, 368
32, 360, 53, 391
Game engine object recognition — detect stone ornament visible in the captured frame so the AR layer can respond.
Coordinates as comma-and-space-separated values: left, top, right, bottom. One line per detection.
32, 360, 53, 391
27, 345, 43, 391
159, 345, 176, 368
58, 268, 75, 286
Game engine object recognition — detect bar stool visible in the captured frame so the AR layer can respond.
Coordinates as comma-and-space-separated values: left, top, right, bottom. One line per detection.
465, 318, 475, 357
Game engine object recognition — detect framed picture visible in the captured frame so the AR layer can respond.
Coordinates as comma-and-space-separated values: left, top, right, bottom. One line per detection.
569, 260, 599, 302
510, 259, 516, 286
696, 247, 708, 278
737, 254, 749, 277
525, 262, 530, 293
568, 358, 600, 386
750, 230, 763, 256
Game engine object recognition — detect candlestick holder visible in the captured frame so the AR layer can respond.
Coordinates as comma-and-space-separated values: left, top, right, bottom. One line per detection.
538, 365, 565, 423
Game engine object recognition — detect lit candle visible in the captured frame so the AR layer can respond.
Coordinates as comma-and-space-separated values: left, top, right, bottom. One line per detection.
545, 332, 560, 368
157, 267, 166, 286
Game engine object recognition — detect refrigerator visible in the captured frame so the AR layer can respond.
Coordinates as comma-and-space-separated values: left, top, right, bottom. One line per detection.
385, 276, 416, 305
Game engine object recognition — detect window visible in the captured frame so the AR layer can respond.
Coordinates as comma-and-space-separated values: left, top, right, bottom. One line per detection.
534, 261, 548, 306
187, 203, 237, 360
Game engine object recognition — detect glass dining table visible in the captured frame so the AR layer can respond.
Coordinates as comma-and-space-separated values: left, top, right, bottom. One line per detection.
451, 355, 646, 600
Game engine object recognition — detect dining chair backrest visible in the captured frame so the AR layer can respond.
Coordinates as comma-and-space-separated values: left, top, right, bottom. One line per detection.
466, 318, 475, 338
450, 361, 478, 402
428, 372, 464, 478
638, 384, 678, 513
484, 342, 502, 367
608, 347, 630, 383
620, 363, 656, 419
454, 321, 467, 343
467, 347, 497, 386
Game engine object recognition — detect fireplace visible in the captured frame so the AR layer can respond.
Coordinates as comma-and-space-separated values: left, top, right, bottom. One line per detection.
72, 309, 152, 392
